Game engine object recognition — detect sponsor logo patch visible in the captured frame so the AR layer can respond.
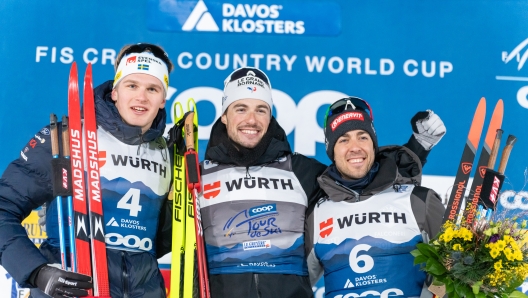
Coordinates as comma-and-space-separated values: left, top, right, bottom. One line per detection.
242, 239, 271, 250
40, 128, 50, 135
461, 162, 472, 175
126, 56, 137, 65
331, 112, 364, 131
249, 204, 277, 217
204, 181, 221, 199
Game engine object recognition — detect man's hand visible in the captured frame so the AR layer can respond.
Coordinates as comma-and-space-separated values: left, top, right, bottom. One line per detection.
32, 264, 92, 298
411, 110, 446, 150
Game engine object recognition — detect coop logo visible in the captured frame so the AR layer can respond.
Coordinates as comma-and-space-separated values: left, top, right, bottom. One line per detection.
148, 0, 341, 36
106, 233, 153, 252
249, 204, 277, 217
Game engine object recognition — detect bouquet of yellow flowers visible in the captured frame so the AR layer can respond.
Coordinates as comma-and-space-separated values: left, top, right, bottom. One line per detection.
412, 216, 528, 298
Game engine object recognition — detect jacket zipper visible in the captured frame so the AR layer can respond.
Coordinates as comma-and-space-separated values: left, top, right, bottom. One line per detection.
254, 273, 261, 298
334, 181, 361, 202
122, 251, 129, 298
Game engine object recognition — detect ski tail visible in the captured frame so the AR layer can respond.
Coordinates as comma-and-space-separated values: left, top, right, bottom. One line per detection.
461, 99, 503, 224
67, 62, 93, 283
443, 97, 486, 223
183, 156, 197, 298
171, 102, 187, 298
83, 63, 110, 297
182, 100, 199, 298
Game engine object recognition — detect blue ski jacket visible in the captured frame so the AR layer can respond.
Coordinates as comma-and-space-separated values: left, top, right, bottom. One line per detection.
0, 80, 173, 298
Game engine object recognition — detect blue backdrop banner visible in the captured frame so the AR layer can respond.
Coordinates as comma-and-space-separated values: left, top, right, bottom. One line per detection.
0, 0, 527, 295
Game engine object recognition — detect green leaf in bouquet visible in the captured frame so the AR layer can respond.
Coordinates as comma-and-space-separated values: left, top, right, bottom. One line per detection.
426, 258, 447, 275
471, 281, 482, 295
475, 292, 486, 298
508, 290, 528, 298
445, 278, 455, 293
410, 249, 422, 257
414, 254, 429, 265
454, 281, 473, 298
417, 243, 439, 258
505, 278, 526, 293
432, 277, 445, 286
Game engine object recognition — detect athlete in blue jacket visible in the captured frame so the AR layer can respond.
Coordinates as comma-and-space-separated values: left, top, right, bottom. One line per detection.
0, 43, 174, 298
305, 97, 445, 298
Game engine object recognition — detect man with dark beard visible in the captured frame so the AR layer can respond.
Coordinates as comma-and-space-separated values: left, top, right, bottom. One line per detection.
197, 67, 446, 298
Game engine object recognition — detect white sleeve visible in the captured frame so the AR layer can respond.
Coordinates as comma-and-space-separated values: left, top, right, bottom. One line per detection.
307, 248, 324, 287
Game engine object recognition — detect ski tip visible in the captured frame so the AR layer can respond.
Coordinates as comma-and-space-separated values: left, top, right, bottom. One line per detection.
484, 99, 504, 147
69, 62, 78, 79
467, 97, 486, 148
85, 63, 93, 78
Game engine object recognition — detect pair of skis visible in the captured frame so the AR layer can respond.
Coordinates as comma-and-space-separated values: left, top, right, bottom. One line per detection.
51, 62, 110, 297
442, 97, 516, 225
170, 99, 210, 298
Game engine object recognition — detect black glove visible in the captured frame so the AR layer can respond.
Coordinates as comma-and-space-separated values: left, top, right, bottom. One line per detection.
30, 264, 92, 298
167, 110, 193, 153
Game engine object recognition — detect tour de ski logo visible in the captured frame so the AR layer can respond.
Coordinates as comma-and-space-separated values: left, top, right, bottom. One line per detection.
223, 204, 281, 238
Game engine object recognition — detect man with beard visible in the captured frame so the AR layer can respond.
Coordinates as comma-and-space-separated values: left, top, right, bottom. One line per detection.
305, 97, 445, 298
197, 67, 445, 298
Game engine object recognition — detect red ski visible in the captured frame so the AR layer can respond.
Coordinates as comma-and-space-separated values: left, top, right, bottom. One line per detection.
83, 63, 111, 297
443, 98, 486, 223
68, 62, 92, 282
461, 99, 503, 224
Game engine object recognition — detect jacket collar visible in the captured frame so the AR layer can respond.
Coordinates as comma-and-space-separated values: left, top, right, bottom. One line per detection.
318, 145, 422, 202
204, 116, 291, 166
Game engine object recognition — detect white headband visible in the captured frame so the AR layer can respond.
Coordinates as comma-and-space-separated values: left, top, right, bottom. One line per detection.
113, 52, 169, 93
222, 69, 273, 114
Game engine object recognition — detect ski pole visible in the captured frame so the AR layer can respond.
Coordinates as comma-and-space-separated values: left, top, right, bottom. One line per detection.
474, 129, 502, 221
183, 110, 211, 298
485, 134, 517, 220
62, 116, 77, 272
50, 114, 67, 270
478, 134, 517, 220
